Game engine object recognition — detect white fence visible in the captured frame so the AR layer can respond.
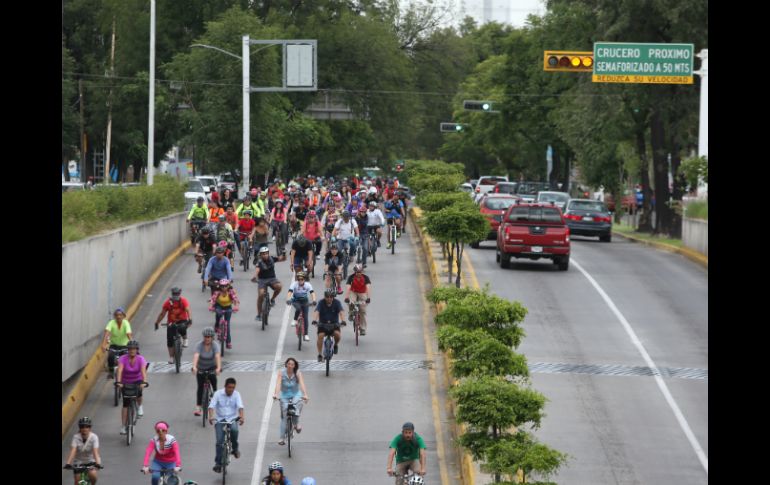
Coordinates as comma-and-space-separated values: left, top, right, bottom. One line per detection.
682, 217, 708, 256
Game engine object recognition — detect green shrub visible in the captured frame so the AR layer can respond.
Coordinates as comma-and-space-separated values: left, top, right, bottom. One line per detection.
685, 200, 708, 220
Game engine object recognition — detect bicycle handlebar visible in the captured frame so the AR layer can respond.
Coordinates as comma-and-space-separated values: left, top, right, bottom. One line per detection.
115, 381, 149, 388
65, 462, 103, 471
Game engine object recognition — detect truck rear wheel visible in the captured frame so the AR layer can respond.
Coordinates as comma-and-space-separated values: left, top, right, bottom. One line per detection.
557, 255, 570, 271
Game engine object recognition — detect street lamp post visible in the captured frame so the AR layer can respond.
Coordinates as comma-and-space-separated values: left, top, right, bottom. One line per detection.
147, 0, 155, 185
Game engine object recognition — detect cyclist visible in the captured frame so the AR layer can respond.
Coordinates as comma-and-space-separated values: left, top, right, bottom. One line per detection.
323, 238, 344, 294
208, 377, 245, 473
344, 264, 372, 336
366, 201, 386, 247
301, 209, 324, 257
262, 462, 291, 485
354, 207, 370, 266
195, 226, 217, 274
289, 235, 314, 278
272, 357, 309, 445
208, 279, 239, 350
208, 200, 225, 223
252, 216, 271, 261
271, 199, 289, 251
102, 307, 133, 379
220, 188, 237, 211
142, 421, 182, 485
191, 327, 221, 417
224, 204, 239, 230
64, 417, 102, 485
345, 194, 365, 216
154, 287, 192, 362
203, 246, 233, 293
187, 196, 209, 235
312, 287, 345, 362
332, 209, 359, 256
236, 194, 263, 219
213, 214, 237, 268
286, 271, 316, 340
236, 210, 256, 262
384, 199, 402, 248
321, 205, 339, 251
387, 422, 426, 484
252, 246, 286, 322
397, 189, 409, 233
116, 340, 147, 434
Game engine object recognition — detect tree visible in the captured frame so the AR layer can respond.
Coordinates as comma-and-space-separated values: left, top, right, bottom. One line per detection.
421, 204, 489, 287
482, 431, 568, 484
437, 326, 529, 380
417, 191, 475, 212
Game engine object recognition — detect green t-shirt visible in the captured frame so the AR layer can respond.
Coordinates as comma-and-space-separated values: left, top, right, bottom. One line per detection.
390, 433, 426, 463
105, 319, 132, 346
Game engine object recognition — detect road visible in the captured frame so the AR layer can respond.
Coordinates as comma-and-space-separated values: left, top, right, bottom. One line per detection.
467, 234, 708, 485
61, 230, 459, 485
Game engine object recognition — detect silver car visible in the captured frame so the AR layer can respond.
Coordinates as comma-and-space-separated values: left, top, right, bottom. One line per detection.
536, 191, 571, 211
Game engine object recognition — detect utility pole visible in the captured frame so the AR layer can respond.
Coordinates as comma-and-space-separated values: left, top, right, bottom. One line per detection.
695, 48, 708, 197
105, 16, 116, 184
242, 35, 250, 197
147, 0, 156, 185
79, 78, 86, 181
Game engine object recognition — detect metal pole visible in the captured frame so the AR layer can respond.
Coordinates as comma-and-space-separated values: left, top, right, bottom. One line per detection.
105, 16, 116, 185
242, 35, 250, 197
696, 49, 708, 197
147, 0, 156, 185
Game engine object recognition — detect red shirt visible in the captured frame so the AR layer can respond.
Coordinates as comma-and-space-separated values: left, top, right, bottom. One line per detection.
238, 218, 256, 235
162, 297, 190, 323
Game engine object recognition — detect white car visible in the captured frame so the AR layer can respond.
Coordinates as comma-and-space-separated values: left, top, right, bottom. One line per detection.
185, 179, 208, 211
474, 175, 509, 202
536, 191, 571, 211
196, 176, 218, 195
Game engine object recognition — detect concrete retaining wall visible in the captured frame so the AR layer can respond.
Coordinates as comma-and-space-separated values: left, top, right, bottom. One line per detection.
682, 217, 708, 257
61, 213, 187, 381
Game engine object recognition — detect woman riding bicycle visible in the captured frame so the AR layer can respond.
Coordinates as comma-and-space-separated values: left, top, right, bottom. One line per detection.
102, 307, 133, 379
262, 462, 291, 485
142, 421, 182, 485
301, 210, 324, 258
64, 417, 102, 485
252, 216, 271, 261
117, 340, 147, 435
323, 238, 344, 294
191, 327, 221, 417
271, 200, 289, 250
286, 271, 316, 341
208, 279, 239, 350
272, 357, 309, 445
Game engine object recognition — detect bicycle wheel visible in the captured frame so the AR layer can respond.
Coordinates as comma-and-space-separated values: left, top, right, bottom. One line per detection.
391, 227, 396, 254
202, 383, 210, 428
218, 319, 226, 357
355, 312, 360, 347
324, 337, 333, 377
174, 336, 182, 374
222, 438, 229, 484
287, 414, 293, 458
261, 296, 268, 331
113, 379, 120, 407
297, 316, 303, 351
371, 238, 377, 264
126, 401, 134, 446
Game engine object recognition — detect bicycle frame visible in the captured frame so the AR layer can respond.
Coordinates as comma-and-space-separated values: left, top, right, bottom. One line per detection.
292, 300, 309, 350
214, 308, 230, 356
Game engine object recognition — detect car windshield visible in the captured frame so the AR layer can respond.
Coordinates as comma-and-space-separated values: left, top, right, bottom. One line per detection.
496, 184, 517, 194
479, 177, 507, 185
460, 185, 473, 193
485, 198, 516, 210
517, 182, 550, 195
539, 193, 569, 203
507, 206, 562, 223
199, 178, 215, 186
187, 180, 204, 192
222, 174, 236, 183
569, 201, 607, 212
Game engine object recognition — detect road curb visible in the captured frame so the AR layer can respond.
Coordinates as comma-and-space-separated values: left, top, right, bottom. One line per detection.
61, 239, 191, 439
410, 207, 477, 485
613, 230, 708, 269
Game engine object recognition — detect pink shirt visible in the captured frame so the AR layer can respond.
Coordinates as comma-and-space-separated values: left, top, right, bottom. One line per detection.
143, 435, 181, 467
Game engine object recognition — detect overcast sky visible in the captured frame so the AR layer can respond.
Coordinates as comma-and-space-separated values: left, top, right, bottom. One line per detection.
451, 0, 546, 28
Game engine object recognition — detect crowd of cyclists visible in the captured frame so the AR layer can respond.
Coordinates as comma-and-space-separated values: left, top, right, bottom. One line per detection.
66, 175, 427, 485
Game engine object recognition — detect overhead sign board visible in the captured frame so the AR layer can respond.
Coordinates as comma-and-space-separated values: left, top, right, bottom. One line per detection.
593, 42, 694, 84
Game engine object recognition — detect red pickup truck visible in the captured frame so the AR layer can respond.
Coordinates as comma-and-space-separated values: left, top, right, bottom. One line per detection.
496, 202, 570, 271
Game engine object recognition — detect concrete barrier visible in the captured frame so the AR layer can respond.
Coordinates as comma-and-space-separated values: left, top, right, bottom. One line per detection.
682, 217, 708, 257
61, 212, 187, 382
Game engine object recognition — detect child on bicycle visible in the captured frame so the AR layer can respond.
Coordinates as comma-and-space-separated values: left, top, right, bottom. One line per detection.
208, 279, 239, 350
286, 272, 316, 342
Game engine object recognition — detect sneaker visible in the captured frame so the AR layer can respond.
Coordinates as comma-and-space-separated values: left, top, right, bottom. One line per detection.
386, 243, 392, 249
270, 299, 276, 307
194, 408, 202, 416
226, 343, 232, 349
168, 359, 174, 365
348, 313, 355, 321
213, 465, 222, 473
256, 315, 261, 321
304, 335, 310, 341
317, 354, 323, 362
291, 320, 297, 327
360, 329, 366, 336
333, 343, 339, 354
120, 426, 127, 435
295, 425, 302, 434
278, 439, 285, 446
137, 405, 144, 417
233, 450, 241, 459
183, 338, 189, 348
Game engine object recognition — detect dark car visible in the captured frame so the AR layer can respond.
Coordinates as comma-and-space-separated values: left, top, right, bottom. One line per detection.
471, 194, 520, 248
492, 182, 518, 195
562, 199, 612, 242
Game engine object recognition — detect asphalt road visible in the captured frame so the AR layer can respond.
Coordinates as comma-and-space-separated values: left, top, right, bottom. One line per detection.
467, 235, 708, 485
61, 230, 459, 485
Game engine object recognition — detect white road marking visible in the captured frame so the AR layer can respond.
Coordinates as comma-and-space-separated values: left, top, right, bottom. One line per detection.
572, 258, 708, 474
250, 303, 292, 485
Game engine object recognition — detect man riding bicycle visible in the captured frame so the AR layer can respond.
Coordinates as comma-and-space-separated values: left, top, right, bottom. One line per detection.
203, 245, 233, 294
312, 288, 345, 362
286, 271, 316, 341
366, 201, 386, 247
344, 264, 372, 336
332, 210, 359, 260
384, 199, 402, 248
252, 246, 286, 322
195, 226, 217, 274
289, 236, 314, 278
387, 422, 426, 485
208, 377, 245, 473
154, 288, 192, 360
213, 214, 237, 268
187, 196, 209, 235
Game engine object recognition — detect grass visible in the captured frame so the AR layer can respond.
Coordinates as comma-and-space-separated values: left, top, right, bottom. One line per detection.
684, 200, 708, 220
613, 223, 684, 248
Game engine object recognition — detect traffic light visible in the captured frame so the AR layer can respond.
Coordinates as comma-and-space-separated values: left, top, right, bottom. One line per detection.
543, 51, 594, 72
440, 122, 467, 133
463, 100, 497, 112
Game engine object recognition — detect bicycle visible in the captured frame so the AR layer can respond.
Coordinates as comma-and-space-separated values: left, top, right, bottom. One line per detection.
109, 347, 129, 406
273, 220, 287, 257
239, 235, 252, 271
367, 231, 378, 264
213, 307, 231, 357
200, 253, 213, 292
190, 219, 206, 244
337, 239, 352, 279
64, 462, 103, 485
315, 321, 339, 377
145, 467, 197, 485
324, 271, 340, 296
162, 320, 189, 373
116, 381, 148, 446
275, 396, 303, 458
349, 301, 362, 347
199, 369, 216, 428
212, 417, 239, 484
388, 221, 398, 254
291, 299, 309, 351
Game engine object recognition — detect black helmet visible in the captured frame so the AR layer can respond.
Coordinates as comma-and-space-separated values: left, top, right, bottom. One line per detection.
171, 287, 182, 296
324, 288, 336, 297
197, 196, 204, 202
342, 210, 351, 218
127, 340, 140, 349
402, 422, 415, 431
201, 226, 211, 234
297, 235, 307, 247
78, 417, 92, 427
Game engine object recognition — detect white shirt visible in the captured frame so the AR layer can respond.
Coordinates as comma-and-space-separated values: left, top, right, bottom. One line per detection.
366, 209, 386, 227
334, 218, 358, 239
209, 389, 244, 421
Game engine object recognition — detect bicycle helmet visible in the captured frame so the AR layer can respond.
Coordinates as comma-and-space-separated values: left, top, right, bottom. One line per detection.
268, 462, 284, 472
197, 196, 204, 202
215, 246, 225, 253
275, 200, 284, 206
296, 271, 307, 279
301, 478, 317, 485
408, 477, 425, 485
402, 422, 415, 430
127, 340, 140, 349
369, 201, 377, 207
324, 288, 336, 297
353, 263, 363, 272
113, 307, 126, 316
329, 236, 338, 245
202, 327, 216, 337
78, 416, 92, 427
259, 246, 270, 254
243, 210, 252, 216
342, 210, 351, 218
201, 226, 211, 234
219, 279, 230, 287
171, 287, 182, 295
297, 235, 308, 247
218, 240, 229, 248
218, 214, 226, 221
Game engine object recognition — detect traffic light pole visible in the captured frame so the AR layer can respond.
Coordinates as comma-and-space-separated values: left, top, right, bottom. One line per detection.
242, 36, 250, 197
695, 49, 707, 197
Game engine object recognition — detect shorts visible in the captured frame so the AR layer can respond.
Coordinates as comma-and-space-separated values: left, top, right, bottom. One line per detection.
318, 322, 340, 336
258, 278, 281, 290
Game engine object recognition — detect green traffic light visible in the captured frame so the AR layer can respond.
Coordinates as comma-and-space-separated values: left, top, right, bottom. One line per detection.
482, 103, 490, 110
455, 125, 463, 131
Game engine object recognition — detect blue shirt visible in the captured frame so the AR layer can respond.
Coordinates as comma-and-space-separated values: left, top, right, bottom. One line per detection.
209, 388, 244, 421
280, 369, 303, 400
204, 255, 233, 281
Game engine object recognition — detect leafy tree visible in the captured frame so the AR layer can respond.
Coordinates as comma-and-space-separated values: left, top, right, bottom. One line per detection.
437, 326, 529, 380
482, 431, 568, 484
417, 191, 475, 212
